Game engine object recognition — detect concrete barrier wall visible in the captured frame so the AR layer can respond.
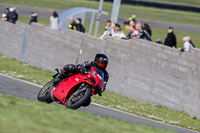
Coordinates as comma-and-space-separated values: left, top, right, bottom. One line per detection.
0, 21, 199, 119
0, 21, 26, 60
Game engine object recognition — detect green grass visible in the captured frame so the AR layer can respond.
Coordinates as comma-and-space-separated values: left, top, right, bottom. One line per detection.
151, 0, 200, 6
0, 94, 175, 133
17, 16, 200, 49
1, 0, 200, 26
0, 56, 200, 132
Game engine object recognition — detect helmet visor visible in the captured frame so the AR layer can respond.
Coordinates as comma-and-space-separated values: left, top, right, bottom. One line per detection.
96, 59, 108, 69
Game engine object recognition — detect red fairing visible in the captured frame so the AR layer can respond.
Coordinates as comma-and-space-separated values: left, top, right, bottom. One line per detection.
52, 66, 104, 105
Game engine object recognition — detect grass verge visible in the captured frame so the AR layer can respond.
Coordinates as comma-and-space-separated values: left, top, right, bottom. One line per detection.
0, 94, 176, 133
1, 0, 200, 26
0, 56, 200, 132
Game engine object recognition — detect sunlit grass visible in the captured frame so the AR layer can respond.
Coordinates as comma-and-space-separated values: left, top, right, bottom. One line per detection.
0, 94, 176, 133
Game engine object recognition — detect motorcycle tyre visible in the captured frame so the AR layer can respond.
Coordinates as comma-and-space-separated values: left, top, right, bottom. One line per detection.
83, 98, 91, 107
66, 87, 92, 109
37, 80, 54, 103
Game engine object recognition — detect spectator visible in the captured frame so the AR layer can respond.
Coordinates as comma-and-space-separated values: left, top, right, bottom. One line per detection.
164, 27, 177, 48
187, 36, 196, 48
125, 20, 136, 40
129, 20, 135, 29
50, 11, 59, 30
68, 17, 77, 30
111, 23, 126, 39
100, 20, 112, 39
7, 7, 18, 24
29, 12, 38, 25
126, 26, 135, 40
178, 36, 194, 52
2, 8, 9, 21
135, 22, 151, 41
143, 23, 152, 37
76, 18, 85, 33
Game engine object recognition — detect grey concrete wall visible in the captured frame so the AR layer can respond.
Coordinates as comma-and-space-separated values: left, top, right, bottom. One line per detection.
0, 21, 26, 60
0, 20, 199, 119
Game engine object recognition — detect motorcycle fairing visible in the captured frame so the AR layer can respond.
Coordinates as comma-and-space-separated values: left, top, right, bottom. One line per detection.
52, 74, 89, 104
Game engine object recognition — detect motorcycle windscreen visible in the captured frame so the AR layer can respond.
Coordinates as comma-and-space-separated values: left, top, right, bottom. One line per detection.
95, 68, 104, 88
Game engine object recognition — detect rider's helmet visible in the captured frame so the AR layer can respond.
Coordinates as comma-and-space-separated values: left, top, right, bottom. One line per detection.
94, 54, 108, 69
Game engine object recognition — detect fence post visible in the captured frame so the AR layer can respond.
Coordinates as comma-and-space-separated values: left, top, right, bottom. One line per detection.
20, 25, 30, 62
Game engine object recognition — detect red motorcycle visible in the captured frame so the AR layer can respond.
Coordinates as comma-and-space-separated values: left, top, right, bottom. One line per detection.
37, 66, 104, 109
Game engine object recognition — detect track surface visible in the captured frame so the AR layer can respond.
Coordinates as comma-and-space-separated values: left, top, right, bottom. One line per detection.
0, 74, 199, 133
0, 4, 200, 33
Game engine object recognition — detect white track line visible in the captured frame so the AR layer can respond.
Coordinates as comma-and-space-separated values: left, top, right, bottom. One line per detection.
0, 73, 199, 133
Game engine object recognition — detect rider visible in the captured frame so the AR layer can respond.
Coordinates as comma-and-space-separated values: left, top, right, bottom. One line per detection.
52, 54, 109, 93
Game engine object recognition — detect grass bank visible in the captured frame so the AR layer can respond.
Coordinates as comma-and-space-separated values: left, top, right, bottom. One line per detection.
0, 94, 176, 133
1, 0, 200, 26
0, 56, 200, 132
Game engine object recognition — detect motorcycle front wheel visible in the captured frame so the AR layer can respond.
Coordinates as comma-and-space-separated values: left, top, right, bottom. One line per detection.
66, 86, 92, 109
37, 80, 54, 103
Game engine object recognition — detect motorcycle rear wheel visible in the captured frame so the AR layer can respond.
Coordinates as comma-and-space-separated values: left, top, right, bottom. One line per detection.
66, 86, 92, 109
37, 80, 54, 103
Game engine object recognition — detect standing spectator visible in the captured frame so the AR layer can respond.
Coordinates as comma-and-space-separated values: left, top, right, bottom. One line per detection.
68, 17, 77, 30
50, 11, 59, 30
76, 18, 85, 33
7, 7, 18, 24
178, 36, 193, 52
164, 27, 177, 48
2, 8, 9, 21
143, 23, 152, 37
100, 20, 112, 39
29, 12, 38, 25
112, 23, 126, 39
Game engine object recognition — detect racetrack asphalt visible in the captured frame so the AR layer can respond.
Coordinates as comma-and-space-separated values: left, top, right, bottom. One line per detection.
0, 73, 199, 133
1, 4, 200, 33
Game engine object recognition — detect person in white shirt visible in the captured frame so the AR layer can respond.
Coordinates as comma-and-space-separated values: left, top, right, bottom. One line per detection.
50, 11, 59, 30
111, 23, 126, 39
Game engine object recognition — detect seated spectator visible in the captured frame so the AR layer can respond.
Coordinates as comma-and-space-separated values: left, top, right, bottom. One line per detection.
164, 27, 177, 48
129, 20, 135, 29
100, 20, 112, 39
143, 23, 152, 37
134, 22, 152, 41
68, 17, 77, 30
178, 36, 194, 52
29, 12, 38, 25
2, 8, 9, 21
7, 7, 18, 24
111, 23, 126, 39
125, 20, 136, 40
76, 18, 85, 33
126, 26, 135, 40
50, 11, 59, 30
